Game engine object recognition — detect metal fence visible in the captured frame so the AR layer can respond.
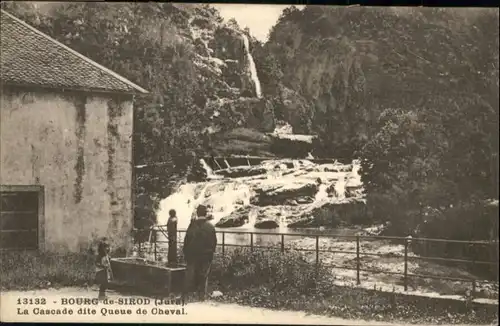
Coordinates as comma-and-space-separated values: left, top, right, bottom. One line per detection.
138, 228, 499, 297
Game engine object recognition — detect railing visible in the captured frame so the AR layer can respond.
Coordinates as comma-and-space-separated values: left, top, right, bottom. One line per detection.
138, 229, 499, 298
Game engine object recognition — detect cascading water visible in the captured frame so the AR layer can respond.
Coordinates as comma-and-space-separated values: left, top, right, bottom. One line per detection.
335, 175, 347, 200
200, 158, 221, 180
241, 34, 262, 98
159, 182, 213, 230
157, 158, 364, 230
315, 183, 329, 202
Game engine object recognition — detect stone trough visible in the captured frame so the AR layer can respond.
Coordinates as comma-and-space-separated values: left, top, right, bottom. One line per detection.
110, 257, 186, 294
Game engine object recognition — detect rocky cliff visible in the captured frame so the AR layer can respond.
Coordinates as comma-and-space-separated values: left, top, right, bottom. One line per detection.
252, 6, 499, 158
2, 2, 284, 159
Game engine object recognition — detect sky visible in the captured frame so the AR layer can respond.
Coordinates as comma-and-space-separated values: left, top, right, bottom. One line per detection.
211, 4, 305, 42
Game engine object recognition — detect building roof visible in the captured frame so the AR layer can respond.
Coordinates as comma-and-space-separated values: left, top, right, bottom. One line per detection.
0, 10, 148, 95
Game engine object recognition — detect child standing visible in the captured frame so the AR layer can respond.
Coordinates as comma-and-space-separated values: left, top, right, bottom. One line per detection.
95, 239, 113, 300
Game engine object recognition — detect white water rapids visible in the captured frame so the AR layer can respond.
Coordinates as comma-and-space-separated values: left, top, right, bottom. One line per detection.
241, 34, 262, 98
158, 158, 364, 230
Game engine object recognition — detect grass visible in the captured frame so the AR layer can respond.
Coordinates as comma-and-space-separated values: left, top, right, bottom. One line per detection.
1, 248, 498, 324
208, 248, 498, 325
0, 250, 94, 291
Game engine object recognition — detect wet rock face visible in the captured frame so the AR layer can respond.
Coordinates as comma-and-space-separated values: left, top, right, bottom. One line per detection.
194, 38, 211, 57
208, 98, 275, 134
217, 166, 268, 178
215, 206, 249, 227
254, 219, 279, 229
250, 183, 318, 206
326, 184, 339, 197
287, 201, 368, 228
172, 8, 275, 138
275, 86, 313, 134
269, 137, 313, 158
210, 27, 245, 61
159, 157, 365, 230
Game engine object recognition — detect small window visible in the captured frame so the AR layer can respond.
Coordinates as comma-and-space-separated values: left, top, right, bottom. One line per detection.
0, 185, 44, 250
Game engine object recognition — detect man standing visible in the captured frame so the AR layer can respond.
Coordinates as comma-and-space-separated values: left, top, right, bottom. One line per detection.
182, 204, 217, 301
167, 209, 178, 266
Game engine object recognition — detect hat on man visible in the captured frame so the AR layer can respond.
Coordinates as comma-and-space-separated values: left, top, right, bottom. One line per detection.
197, 204, 208, 217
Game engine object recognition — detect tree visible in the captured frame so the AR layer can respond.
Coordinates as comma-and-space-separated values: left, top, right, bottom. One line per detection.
3, 2, 217, 227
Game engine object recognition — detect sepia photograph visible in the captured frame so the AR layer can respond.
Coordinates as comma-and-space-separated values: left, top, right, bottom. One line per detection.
0, 2, 498, 324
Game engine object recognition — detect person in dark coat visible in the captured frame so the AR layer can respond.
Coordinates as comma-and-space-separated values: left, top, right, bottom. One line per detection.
167, 209, 178, 266
182, 204, 217, 301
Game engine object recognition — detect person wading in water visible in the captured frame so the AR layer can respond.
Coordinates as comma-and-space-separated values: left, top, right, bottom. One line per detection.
182, 204, 217, 302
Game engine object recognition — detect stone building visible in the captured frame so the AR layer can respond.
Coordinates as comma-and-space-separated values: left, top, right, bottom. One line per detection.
0, 10, 149, 252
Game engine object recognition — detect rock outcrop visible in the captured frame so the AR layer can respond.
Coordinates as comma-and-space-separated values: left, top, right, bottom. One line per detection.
250, 182, 318, 206
215, 206, 249, 227
159, 158, 365, 230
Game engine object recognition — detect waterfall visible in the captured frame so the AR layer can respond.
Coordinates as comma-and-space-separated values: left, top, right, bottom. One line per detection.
335, 175, 347, 200
241, 34, 262, 98
158, 158, 365, 230
315, 184, 329, 202
200, 159, 220, 179
158, 183, 214, 229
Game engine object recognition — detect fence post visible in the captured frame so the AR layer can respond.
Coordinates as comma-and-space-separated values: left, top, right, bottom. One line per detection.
154, 232, 157, 261
356, 235, 361, 285
404, 238, 409, 291
167, 217, 177, 266
222, 232, 225, 255
250, 233, 254, 252
472, 280, 476, 300
315, 235, 319, 269
281, 234, 285, 253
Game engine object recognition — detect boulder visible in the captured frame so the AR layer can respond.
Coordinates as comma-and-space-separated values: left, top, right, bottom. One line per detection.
254, 220, 279, 229
215, 207, 249, 228
287, 200, 367, 228
296, 196, 315, 204
326, 184, 339, 197
345, 186, 363, 198
217, 166, 267, 178
250, 182, 318, 206
253, 206, 286, 229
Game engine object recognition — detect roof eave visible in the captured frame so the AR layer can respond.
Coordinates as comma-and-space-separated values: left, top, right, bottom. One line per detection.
1, 81, 149, 96
1, 10, 150, 95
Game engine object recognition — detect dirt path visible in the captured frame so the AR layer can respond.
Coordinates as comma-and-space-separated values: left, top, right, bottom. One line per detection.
0, 287, 490, 325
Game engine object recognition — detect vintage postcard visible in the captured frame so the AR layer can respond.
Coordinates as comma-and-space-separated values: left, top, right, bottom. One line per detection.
0, 2, 498, 324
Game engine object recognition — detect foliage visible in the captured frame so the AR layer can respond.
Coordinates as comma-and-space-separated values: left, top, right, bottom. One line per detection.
210, 248, 325, 294
1, 2, 228, 225
1, 248, 497, 324
0, 251, 94, 290
2, 3, 498, 249
209, 248, 498, 324
256, 6, 499, 158
256, 5, 499, 246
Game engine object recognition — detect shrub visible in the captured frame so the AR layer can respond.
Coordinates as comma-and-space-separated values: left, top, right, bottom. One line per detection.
210, 248, 330, 296
208, 248, 498, 324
